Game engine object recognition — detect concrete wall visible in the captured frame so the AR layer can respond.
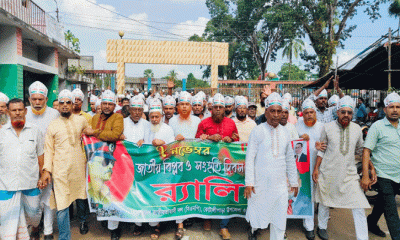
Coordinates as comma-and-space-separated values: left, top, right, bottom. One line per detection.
0, 26, 17, 64
38, 46, 55, 67
22, 41, 38, 62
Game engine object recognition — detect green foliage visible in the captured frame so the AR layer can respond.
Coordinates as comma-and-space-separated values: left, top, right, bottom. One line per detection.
64, 30, 80, 53
144, 69, 154, 78
389, 0, 400, 17
68, 65, 85, 75
278, 63, 308, 81
186, 73, 210, 88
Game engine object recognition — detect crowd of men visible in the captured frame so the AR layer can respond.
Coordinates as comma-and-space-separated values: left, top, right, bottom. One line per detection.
0, 76, 399, 240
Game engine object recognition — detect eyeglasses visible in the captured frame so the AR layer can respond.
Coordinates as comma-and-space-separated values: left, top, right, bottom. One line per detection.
340, 110, 353, 115
59, 100, 72, 105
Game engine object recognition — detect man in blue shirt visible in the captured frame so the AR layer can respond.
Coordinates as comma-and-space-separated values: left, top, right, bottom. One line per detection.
356, 98, 368, 122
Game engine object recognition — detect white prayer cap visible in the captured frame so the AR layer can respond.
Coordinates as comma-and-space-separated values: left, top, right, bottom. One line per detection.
264, 92, 282, 108
197, 91, 206, 101
224, 96, 234, 106
317, 89, 328, 99
384, 92, 400, 107
163, 95, 176, 107
102, 90, 116, 103
283, 93, 292, 103
282, 100, 290, 111
155, 93, 161, 99
208, 97, 213, 104
58, 89, 74, 102
118, 94, 125, 99
90, 95, 98, 103
72, 88, 84, 101
138, 93, 145, 99
0, 92, 9, 104
191, 95, 203, 106
29, 81, 48, 97
213, 93, 225, 107
95, 99, 101, 109
149, 99, 163, 114
302, 99, 317, 111
337, 95, 356, 111
235, 96, 248, 108
179, 91, 192, 103
130, 96, 144, 108
328, 94, 339, 107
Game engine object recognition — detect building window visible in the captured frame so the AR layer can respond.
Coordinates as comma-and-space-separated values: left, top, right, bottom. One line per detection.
22, 0, 28, 8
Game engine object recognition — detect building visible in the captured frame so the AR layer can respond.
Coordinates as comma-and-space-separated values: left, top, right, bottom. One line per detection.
125, 77, 167, 92
0, 0, 81, 106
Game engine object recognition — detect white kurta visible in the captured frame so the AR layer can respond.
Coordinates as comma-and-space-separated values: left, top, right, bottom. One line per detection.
245, 123, 299, 230
123, 117, 150, 143
145, 123, 175, 144
295, 119, 324, 168
283, 122, 299, 140
169, 115, 201, 139
315, 121, 370, 209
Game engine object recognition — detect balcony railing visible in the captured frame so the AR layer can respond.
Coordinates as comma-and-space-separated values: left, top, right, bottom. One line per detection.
0, 0, 46, 35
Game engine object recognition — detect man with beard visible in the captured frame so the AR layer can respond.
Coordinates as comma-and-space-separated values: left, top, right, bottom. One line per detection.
233, 96, 256, 142
195, 93, 239, 240
38, 90, 93, 240
248, 102, 257, 121
162, 95, 176, 124
116, 98, 130, 115
0, 92, 9, 127
280, 100, 298, 140
91, 90, 124, 240
361, 92, 400, 239
88, 95, 98, 116
312, 96, 370, 240
170, 91, 201, 141
295, 99, 325, 240
192, 94, 205, 120
0, 98, 43, 240
72, 89, 92, 125
282, 93, 297, 125
26, 81, 59, 240
245, 92, 299, 240
224, 96, 235, 119
204, 97, 213, 118
308, 76, 344, 123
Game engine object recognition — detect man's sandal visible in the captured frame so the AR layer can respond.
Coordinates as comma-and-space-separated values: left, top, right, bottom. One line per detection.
175, 227, 185, 240
150, 225, 161, 240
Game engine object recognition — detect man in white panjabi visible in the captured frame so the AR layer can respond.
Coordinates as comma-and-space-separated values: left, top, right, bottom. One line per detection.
280, 100, 298, 140
25, 81, 60, 239
0, 92, 9, 126
88, 95, 98, 116
233, 96, 256, 142
294, 99, 326, 240
245, 92, 299, 240
312, 96, 370, 240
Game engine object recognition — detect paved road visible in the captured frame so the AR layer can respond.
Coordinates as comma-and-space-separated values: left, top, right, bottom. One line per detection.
48, 200, 398, 240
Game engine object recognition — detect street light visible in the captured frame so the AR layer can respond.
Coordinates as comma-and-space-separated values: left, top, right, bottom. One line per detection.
119, 30, 125, 39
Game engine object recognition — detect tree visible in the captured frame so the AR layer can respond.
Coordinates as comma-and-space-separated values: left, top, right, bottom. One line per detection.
64, 30, 80, 53
294, 0, 387, 77
389, 0, 400, 32
187, 73, 210, 88
282, 38, 305, 80
144, 69, 154, 78
278, 63, 308, 81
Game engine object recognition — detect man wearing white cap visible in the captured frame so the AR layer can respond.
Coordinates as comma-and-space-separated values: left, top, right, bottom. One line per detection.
308, 76, 344, 123
88, 95, 98, 116
233, 96, 256, 142
72, 88, 92, 125
280, 100, 298, 140
38, 89, 94, 240
282, 93, 297, 125
90, 90, 124, 240
0, 92, 9, 127
245, 92, 299, 240
162, 95, 176, 125
205, 97, 213, 118
294, 99, 326, 240
26, 81, 60, 240
122, 96, 149, 146
192, 94, 205, 120
312, 96, 370, 240
361, 92, 400, 239
224, 96, 235, 119
0, 98, 43, 240
196, 93, 239, 240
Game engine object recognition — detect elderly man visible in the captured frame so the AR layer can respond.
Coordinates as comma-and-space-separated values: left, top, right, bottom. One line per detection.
192, 94, 205, 120
170, 91, 201, 141
224, 96, 235, 119
72, 88, 92, 125
91, 90, 124, 240
248, 102, 257, 121
0, 98, 44, 240
283, 93, 297, 125
312, 96, 370, 240
233, 96, 256, 142
195, 93, 239, 240
123, 96, 149, 146
0, 92, 9, 126
163, 95, 176, 124
294, 99, 325, 240
38, 90, 93, 240
245, 92, 299, 240
88, 95, 98, 116
361, 92, 400, 239
26, 81, 60, 240
280, 100, 298, 140
205, 97, 213, 118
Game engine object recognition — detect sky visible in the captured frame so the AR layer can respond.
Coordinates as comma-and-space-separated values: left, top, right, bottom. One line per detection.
34, 0, 400, 81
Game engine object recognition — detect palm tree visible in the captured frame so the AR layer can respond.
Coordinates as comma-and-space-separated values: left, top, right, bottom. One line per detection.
144, 69, 154, 78
282, 38, 305, 80
167, 70, 178, 81
389, 0, 400, 34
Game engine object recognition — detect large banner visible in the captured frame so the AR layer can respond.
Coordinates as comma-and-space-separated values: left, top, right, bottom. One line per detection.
82, 136, 312, 222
